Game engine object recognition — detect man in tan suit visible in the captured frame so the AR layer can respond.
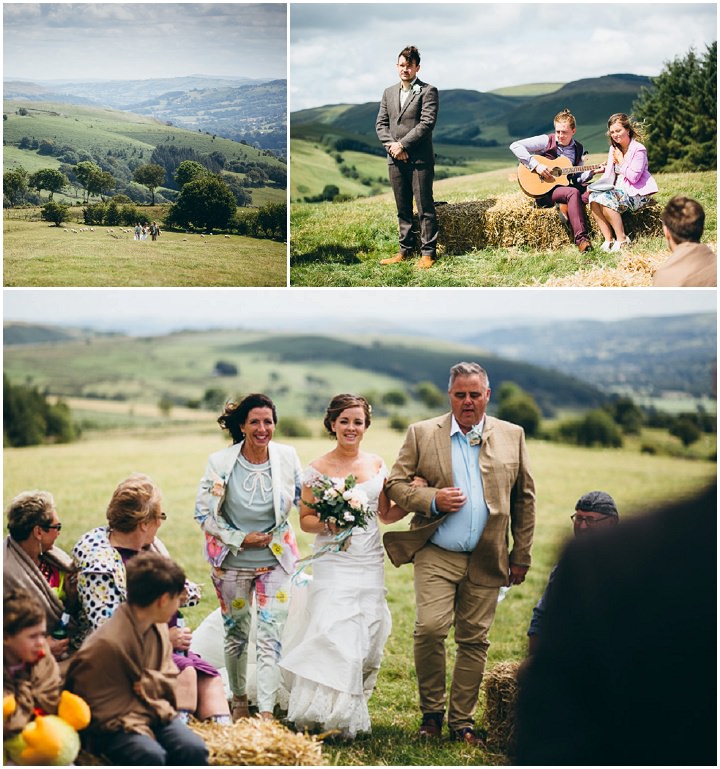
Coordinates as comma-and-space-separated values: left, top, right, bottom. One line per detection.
385, 362, 535, 745
653, 196, 717, 286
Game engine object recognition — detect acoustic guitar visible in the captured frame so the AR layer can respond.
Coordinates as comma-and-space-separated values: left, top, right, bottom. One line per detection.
517, 155, 606, 198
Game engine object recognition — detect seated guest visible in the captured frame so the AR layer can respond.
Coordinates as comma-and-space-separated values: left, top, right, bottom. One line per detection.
514, 484, 716, 765
526, 491, 619, 655
3, 491, 79, 662
510, 108, 598, 252
3, 588, 63, 739
73, 473, 230, 724
67, 552, 209, 766
653, 196, 717, 286
588, 113, 658, 252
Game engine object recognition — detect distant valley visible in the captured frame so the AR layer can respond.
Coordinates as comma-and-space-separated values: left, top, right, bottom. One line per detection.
4, 74, 286, 153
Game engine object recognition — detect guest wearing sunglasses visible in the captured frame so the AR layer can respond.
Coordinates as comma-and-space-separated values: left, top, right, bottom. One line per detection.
526, 491, 619, 654
3, 490, 79, 663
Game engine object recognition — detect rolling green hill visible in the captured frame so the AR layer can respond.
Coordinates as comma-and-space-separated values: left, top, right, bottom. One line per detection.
3, 100, 286, 205
291, 73, 652, 200
3, 326, 604, 418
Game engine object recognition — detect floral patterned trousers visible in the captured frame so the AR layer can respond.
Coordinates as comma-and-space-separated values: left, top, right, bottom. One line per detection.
210, 564, 290, 713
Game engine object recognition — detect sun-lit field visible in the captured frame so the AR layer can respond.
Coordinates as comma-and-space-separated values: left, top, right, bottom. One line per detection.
3, 419, 715, 765
3, 219, 287, 286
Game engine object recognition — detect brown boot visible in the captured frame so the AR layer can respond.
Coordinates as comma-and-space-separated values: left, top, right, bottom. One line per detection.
231, 694, 249, 721
415, 254, 436, 269
380, 252, 408, 265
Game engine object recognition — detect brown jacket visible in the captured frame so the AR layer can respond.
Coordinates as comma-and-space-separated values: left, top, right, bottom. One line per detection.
66, 603, 178, 738
384, 414, 536, 586
652, 241, 717, 287
3, 639, 62, 737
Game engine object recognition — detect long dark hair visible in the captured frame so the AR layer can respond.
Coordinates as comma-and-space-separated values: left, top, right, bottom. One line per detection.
218, 393, 277, 444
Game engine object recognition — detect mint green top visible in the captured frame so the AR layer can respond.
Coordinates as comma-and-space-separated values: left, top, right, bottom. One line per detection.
221, 454, 276, 568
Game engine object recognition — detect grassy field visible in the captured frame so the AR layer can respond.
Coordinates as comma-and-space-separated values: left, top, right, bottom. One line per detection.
3, 420, 716, 765
3, 217, 287, 287
290, 169, 717, 287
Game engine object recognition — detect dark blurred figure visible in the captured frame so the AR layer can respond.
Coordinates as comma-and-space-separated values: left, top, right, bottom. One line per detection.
526, 490, 619, 655
515, 484, 716, 766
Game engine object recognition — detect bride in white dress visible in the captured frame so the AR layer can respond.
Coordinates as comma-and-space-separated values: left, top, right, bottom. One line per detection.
280, 394, 410, 739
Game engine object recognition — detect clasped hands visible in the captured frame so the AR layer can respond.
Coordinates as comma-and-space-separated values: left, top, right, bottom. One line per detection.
388, 141, 409, 161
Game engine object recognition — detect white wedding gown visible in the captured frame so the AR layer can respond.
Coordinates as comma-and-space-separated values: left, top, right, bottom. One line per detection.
279, 466, 392, 738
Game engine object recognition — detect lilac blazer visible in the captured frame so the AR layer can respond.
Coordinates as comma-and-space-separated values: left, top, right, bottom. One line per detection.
598, 139, 658, 196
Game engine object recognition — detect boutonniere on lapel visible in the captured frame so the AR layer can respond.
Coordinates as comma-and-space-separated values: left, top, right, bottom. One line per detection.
467, 424, 483, 446
412, 83, 422, 95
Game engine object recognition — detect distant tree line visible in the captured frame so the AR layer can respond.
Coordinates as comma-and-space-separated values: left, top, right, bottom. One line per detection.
3, 135, 286, 208
3, 376, 79, 447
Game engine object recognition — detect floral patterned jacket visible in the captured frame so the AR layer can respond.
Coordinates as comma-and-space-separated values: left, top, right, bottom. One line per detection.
72, 527, 201, 644
194, 440, 302, 574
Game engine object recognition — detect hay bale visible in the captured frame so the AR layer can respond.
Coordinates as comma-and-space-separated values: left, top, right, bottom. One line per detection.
481, 660, 521, 755
435, 194, 663, 254
190, 717, 327, 766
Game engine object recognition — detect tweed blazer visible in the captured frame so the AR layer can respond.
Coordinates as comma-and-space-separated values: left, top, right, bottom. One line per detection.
194, 440, 302, 573
376, 77, 438, 165
384, 413, 535, 586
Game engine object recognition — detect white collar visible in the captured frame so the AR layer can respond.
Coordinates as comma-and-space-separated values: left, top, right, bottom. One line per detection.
450, 414, 485, 437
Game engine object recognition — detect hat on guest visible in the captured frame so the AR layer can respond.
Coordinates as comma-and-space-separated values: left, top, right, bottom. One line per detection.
575, 490, 619, 518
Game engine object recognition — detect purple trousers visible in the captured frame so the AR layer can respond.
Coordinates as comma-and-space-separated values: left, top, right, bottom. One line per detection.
539, 186, 590, 245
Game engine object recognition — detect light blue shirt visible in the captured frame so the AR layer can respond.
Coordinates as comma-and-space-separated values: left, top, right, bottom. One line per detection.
430, 416, 489, 552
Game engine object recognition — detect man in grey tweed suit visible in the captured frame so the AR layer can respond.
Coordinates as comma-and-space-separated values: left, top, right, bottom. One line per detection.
384, 362, 536, 745
376, 45, 439, 269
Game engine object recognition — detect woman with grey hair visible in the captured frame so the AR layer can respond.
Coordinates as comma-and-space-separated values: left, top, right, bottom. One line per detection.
3, 490, 78, 662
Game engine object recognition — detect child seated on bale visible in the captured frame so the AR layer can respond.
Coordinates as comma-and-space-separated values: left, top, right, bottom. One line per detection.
66, 551, 209, 766
3, 588, 63, 738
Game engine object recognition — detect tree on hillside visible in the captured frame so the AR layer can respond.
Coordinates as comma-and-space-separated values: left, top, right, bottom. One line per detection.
3, 375, 78, 447
166, 175, 237, 231
175, 160, 210, 188
634, 43, 717, 171
74, 161, 115, 203
41, 201, 70, 227
496, 382, 542, 437
3, 167, 29, 207
29, 168, 68, 201
133, 163, 166, 205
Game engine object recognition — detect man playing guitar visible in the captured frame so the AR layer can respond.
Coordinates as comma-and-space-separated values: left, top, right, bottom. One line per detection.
510, 109, 600, 253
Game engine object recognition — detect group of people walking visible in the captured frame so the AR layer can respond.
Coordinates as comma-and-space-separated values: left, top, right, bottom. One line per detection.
134, 222, 160, 241
3, 359, 714, 765
4, 361, 537, 763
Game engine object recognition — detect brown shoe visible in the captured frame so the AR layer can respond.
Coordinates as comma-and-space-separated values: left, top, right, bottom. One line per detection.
380, 252, 408, 265
415, 254, 436, 269
231, 694, 249, 721
577, 238, 592, 253
450, 726, 487, 746
418, 712, 444, 739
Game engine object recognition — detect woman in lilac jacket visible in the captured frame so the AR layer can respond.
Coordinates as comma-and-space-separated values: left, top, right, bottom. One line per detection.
589, 113, 658, 253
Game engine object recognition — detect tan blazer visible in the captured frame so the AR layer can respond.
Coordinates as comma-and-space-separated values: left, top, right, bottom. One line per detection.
384, 413, 536, 586
652, 241, 717, 287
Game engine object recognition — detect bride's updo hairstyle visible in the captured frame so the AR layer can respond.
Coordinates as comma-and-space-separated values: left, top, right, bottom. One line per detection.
323, 394, 372, 438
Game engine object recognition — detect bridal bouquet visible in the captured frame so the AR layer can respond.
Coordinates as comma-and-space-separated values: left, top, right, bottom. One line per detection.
305, 474, 373, 531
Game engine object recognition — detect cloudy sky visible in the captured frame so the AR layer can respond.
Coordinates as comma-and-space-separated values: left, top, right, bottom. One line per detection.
3, 289, 715, 336
3, 3, 287, 81
290, 2, 716, 110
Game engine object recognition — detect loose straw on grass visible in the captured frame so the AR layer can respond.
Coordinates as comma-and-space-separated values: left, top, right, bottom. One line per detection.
190, 717, 328, 766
